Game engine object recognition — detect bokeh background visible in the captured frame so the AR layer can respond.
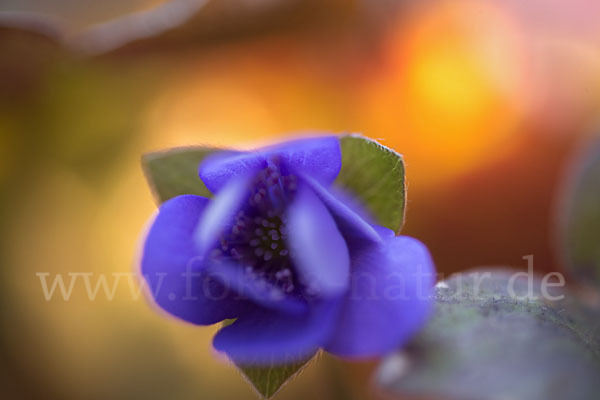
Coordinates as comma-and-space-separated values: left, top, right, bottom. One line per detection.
1, 0, 599, 399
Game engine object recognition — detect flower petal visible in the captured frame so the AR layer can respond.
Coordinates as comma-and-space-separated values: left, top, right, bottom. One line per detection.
324, 235, 435, 358
194, 174, 251, 255
372, 225, 395, 238
199, 151, 267, 193
213, 299, 341, 365
207, 262, 308, 315
141, 195, 246, 325
199, 136, 341, 192
271, 136, 341, 183
300, 174, 381, 244
286, 184, 350, 297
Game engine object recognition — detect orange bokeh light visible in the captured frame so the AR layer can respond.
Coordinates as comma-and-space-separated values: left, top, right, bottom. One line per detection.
361, 1, 531, 183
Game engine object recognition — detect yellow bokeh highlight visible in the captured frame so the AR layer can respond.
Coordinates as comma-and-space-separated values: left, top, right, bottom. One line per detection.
142, 44, 355, 152
360, 1, 529, 184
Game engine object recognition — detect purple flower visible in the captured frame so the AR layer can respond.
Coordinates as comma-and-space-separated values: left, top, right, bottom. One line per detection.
141, 136, 435, 365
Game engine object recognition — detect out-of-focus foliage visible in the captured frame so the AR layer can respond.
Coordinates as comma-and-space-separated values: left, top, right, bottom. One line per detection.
560, 140, 600, 289
376, 269, 600, 400
0, 0, 168, 31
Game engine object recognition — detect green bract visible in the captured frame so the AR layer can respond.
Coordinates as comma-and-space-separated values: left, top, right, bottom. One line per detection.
143, 146, 218, 202
336, 135, 406, 233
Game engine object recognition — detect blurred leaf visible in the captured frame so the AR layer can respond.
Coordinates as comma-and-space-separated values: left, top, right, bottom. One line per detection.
142, 146, 218, 203
376, 269, 600, 400
237, 359, 313, 399
0, 0, 173, 34
336, 134, 405, 233
562, 141, 600, 288
94, 0, 363, 55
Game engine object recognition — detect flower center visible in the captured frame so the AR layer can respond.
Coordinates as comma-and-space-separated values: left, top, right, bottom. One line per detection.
212, 162, 300, 294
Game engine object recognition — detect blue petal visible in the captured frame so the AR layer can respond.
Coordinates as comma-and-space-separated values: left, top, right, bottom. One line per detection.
213, 299, 341, 365
199, 136, 341, 192
324, 235, 435, 358
199, 151, 267, 193
300, 174, 381, 244
194, 174, 252, 256
272, 136, 341, 183
206, 262, 308, 315
373, 225, 395, 238
141, 195, 246, 325
286, 184, 350, 297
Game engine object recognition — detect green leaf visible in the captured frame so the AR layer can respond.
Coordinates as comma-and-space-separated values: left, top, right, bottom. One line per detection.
236, 358, 315, 399
142, 146, 219, 204
376, 268, 600, 400
336, 134, 406, 233
561, 141, 600, 289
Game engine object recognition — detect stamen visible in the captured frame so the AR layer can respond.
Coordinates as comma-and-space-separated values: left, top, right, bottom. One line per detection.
211, 160, 301, 295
